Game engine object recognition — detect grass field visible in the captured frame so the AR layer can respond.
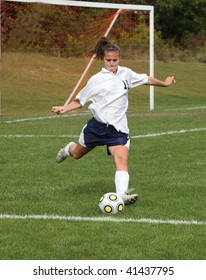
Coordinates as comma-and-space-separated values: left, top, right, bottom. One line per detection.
0, 53, 206, 260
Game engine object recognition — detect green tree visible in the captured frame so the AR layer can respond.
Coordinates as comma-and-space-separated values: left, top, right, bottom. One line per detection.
155, 0, 206, 45
82, 0, 206, 46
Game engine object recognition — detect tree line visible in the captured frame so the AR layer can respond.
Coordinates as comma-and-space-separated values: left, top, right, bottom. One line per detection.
1, 0, 206, 61
93, 0, 206, 49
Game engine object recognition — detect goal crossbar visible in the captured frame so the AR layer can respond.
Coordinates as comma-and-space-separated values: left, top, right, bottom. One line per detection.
5, 0, 153, 11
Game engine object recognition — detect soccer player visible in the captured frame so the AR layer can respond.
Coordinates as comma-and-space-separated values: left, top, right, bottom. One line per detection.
52, 37, 175, 205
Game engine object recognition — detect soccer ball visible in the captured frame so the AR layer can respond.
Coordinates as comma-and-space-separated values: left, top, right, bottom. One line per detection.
99, 192, 125, 214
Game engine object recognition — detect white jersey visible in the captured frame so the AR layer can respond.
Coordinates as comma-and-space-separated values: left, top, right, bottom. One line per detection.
75, 65, 148, 133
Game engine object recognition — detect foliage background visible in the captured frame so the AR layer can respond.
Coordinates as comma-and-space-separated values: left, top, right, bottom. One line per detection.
1, 0, 206, 62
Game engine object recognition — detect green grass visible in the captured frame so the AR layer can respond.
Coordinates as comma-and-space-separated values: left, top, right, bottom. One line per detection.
1, 53, 206, 116
0, 52, 206, 260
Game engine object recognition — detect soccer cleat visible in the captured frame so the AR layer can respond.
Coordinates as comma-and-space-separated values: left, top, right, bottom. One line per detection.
56, 148, 68, 163
120, 188, 139, 205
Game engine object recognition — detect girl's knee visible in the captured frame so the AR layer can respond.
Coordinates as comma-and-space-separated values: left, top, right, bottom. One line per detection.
71, 152, 82, 160
70, 144, 92, 159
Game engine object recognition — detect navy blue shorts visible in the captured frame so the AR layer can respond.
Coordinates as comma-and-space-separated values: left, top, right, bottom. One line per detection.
79, 118, 129, 150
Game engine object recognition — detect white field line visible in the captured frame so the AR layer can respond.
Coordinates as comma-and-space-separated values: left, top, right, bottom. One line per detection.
0, 134, 79, 138
165, 106, 206, 111
0, 214, 205, 226
1, 112, 90, 124
131, 127, 206, 139
0, 127, 206, 139
1, 105, 206, 124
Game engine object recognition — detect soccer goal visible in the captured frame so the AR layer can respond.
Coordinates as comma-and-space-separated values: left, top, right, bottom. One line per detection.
2, 0, 154, 115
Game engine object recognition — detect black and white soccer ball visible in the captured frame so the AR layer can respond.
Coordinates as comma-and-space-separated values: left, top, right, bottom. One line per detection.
99, 192, 125, 214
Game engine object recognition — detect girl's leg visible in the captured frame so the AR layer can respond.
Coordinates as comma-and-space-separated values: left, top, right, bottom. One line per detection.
69, 143, 94, 159
56, 142, 94, 162
108, 145, 138, 204
108, 145, 129, 194
57, 122, 95, 162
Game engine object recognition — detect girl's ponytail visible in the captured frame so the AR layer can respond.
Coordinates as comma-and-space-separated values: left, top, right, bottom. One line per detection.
93, 37, 120, 60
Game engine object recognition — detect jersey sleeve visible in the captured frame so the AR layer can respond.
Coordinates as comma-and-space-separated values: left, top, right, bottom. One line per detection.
75, 78, 94, 106
130, 70, 148, 88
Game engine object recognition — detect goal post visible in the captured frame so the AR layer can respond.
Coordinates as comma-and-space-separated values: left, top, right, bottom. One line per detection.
63, 8, 123, 106
2, 0, 155, 114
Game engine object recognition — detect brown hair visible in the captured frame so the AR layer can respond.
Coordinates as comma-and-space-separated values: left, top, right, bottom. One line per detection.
92, 37, 120, 60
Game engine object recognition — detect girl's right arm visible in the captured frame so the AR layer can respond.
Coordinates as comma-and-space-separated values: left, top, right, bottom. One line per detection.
52, 99, 81, 114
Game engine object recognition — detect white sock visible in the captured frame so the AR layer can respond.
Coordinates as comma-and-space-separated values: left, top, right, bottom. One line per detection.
64, 142, 75, 157
115, 171, 129, 195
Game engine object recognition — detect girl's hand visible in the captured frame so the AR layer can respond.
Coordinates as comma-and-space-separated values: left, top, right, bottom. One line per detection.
164, 76, 176, 86
52, 106, 67, 114
51, 100, 81, 114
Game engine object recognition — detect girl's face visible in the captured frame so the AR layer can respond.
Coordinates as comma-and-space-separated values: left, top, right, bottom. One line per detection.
103, 51, 120, 74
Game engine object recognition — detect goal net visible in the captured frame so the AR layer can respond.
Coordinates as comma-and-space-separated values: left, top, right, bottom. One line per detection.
1, 0, 154, 116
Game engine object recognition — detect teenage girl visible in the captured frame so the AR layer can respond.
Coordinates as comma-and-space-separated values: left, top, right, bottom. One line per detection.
52, 37, 175, 204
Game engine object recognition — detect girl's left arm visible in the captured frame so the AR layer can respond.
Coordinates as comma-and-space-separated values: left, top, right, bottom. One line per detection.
147, 76, 176, 87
